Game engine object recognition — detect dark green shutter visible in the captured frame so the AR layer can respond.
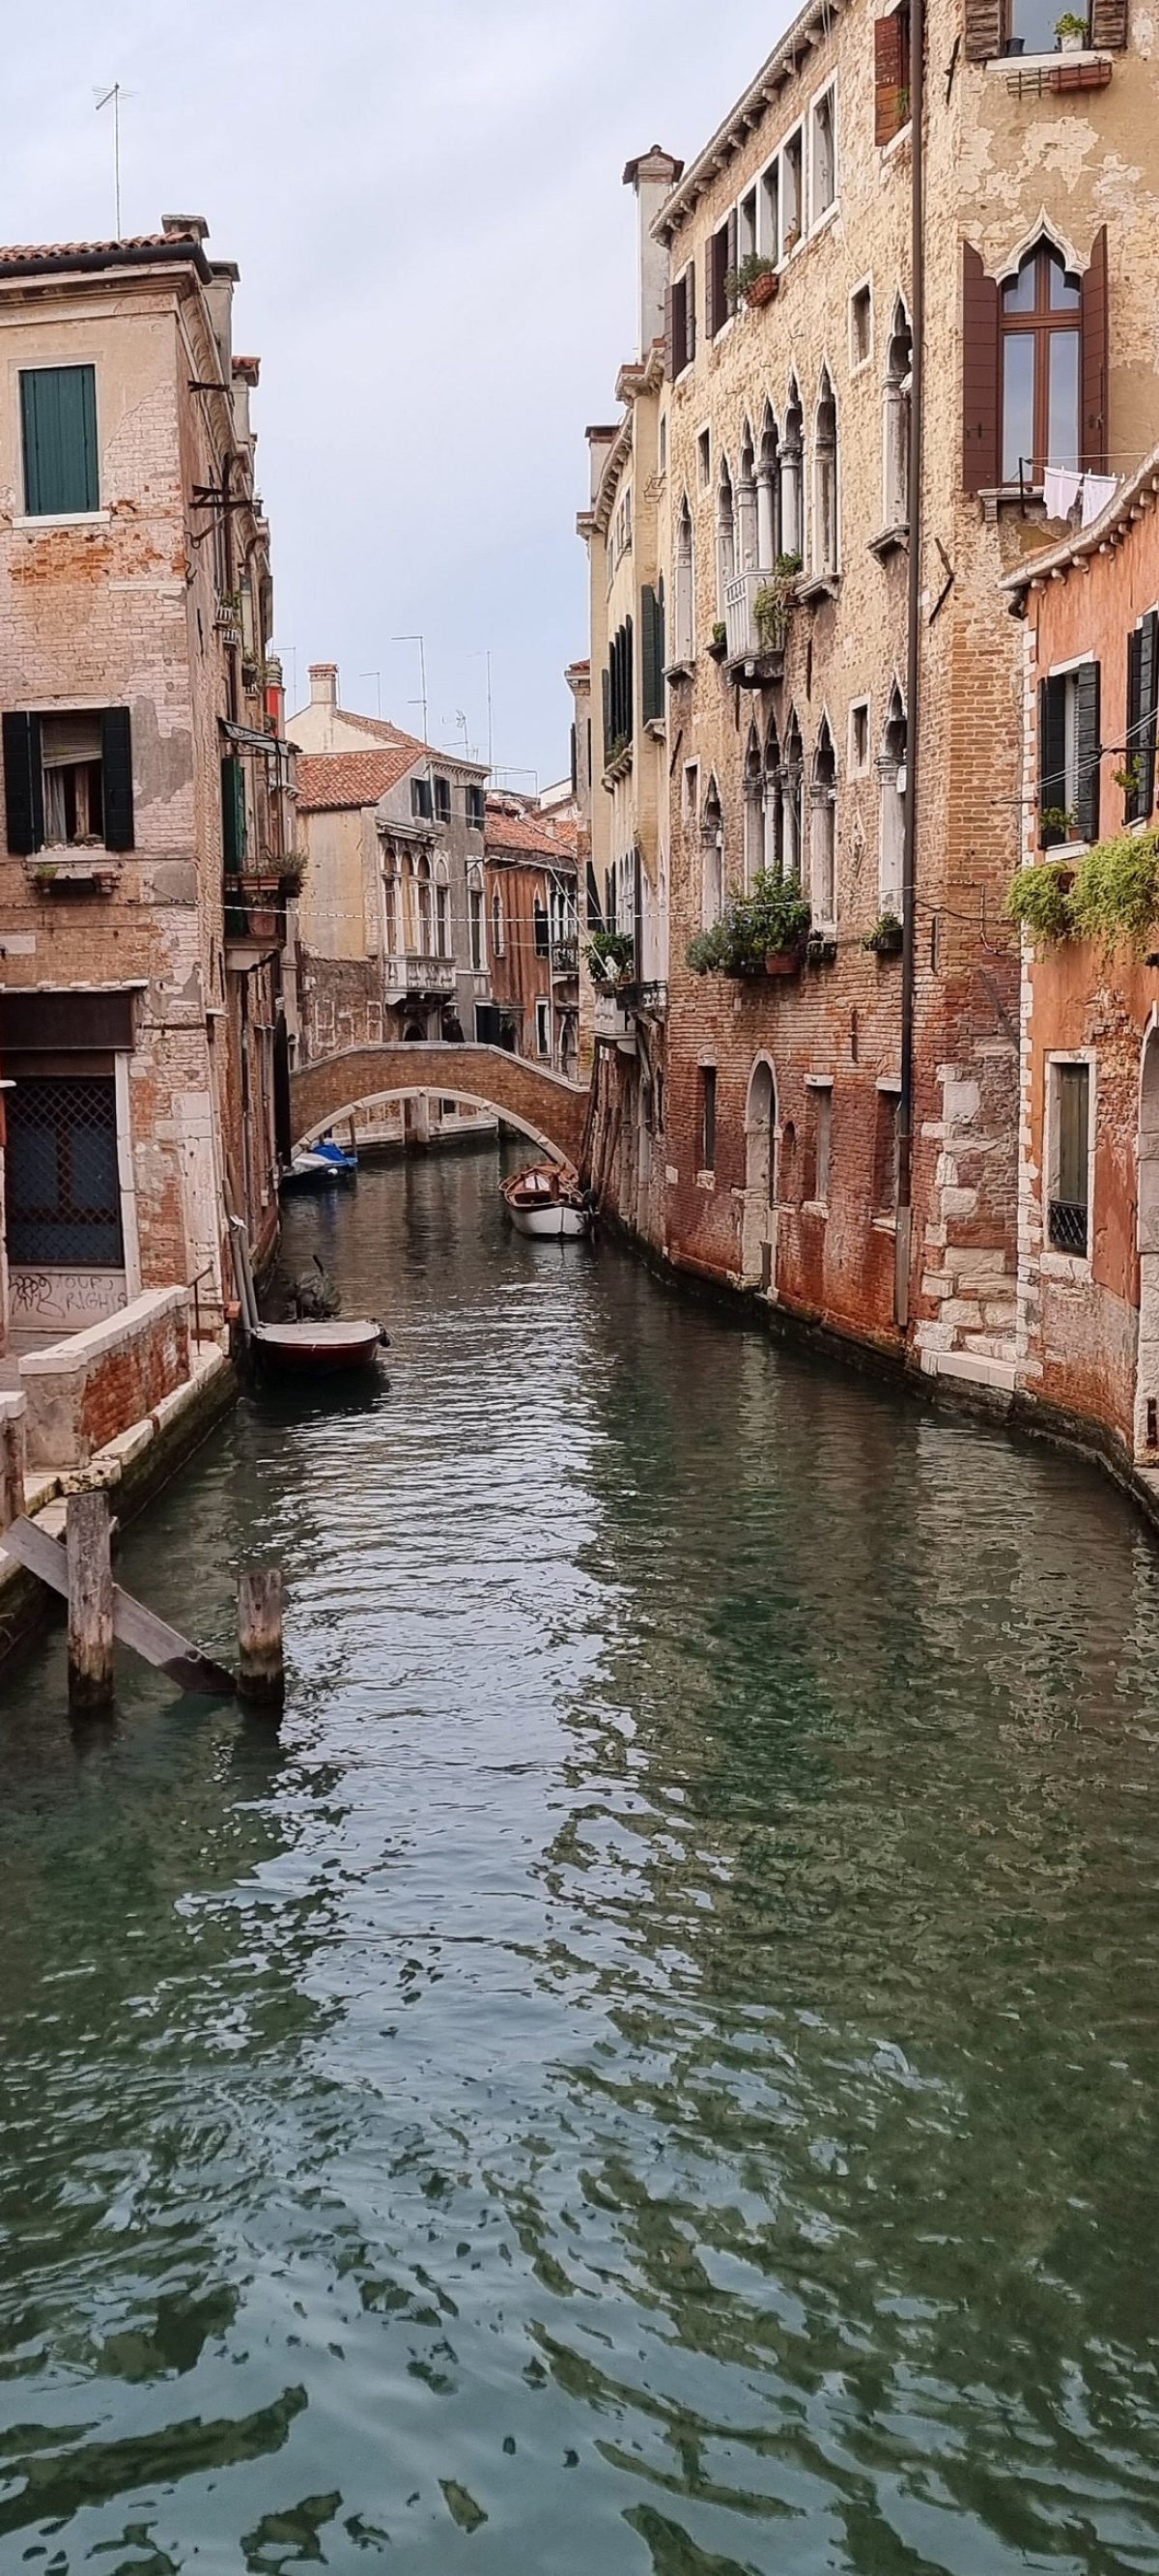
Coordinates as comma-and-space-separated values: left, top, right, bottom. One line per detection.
221, 755, 247, 870
1075, 661, 1101, 845
1038, 677, 1067, 846
100, 708, 134, 850
1140, 611, 1158, 818
641, 586, 664, 725
2, 711, 44, 855
602, 668, 611, 763
1126, 627, 1142, 819
20, 366, 99, 515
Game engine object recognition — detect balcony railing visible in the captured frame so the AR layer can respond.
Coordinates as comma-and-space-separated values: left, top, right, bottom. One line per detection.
223, 872, 288, 948
723, 569, 787, 680
383, 952, 456, 1001
551, 939, 579, 977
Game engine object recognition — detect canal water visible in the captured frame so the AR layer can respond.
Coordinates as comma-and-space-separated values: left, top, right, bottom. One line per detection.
1, 1147, 1158, 2574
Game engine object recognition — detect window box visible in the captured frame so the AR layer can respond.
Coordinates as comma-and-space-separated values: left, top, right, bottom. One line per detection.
707, 627, 728, 664
26, 854, 120, 895
862, 910, 904, 956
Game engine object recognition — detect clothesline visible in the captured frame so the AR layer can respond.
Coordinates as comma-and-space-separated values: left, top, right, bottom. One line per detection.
1041, 465, 1119, 528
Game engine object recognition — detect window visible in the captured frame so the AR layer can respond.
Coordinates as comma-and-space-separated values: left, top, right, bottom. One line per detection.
675, 501, 694, 662
701, 780, 724, 925
874, 8, 912, 145
700, 1066, 718, 1173
671, 264, 695, 377
20, 365, 99, 517
436, 881, 450, 958
641, 580, 665, 723
763, 721, 783, 878
757, 409, 780, 568
803, 1081, 833, 1207
414, 855, 434, 949
737, 429, 758, 577
810, 721, 837, 926
738, 186, 758, 268
1125, 611, 1158, 822
411, 776, 434, 822
759, 158, 779, 262
466, 783, 485, 831
535, 998, 551, 1059
682, 760, 700, 832
6, 1073, 124, 1267
851, 280, 873, 371
1038, 661, 1100, 844
716, 457, 736, 613
605, 616, 634, 756
880, 686, 907, 909
782, 711, 804, 880
874, 1088, 900, 1213
533, 899, 551, 958
1048, 1058, 1091, 1254
811, 87, 837, 221
1009, 0, 1085, 48
781, 385, 804, 560
659, 413, 668, 478
469, 884, 484, 970
884, 302, 913, 529
697, 427, 712, 493
781, 130, 804, 258
1001, 242, 1081, 484
3, 707, 133, 857
434, 774, 451, 823
850, 700, 870, 774
744, 730, 763, 889
708, 215, 735, 338
491, 888, 505, 957
813, 373, 838, 577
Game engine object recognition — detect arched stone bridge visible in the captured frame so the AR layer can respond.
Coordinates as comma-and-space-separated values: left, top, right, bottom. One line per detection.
291, 1042, 591, 1168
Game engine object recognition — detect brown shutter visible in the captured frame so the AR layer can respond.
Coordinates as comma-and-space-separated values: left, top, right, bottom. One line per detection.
962, 243, 1000, 494
964, 0, 1004, 56
687, 255, 696, 362
1081, 225, 1109, 475
663, 282, 673, 381
1089, 0, 1128, 44
874, 14, 908, 143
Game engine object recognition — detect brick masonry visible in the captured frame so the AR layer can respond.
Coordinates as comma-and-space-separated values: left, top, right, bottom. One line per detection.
291, 1042, 589, 1169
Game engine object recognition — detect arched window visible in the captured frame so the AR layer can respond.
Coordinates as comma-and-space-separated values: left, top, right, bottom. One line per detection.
382, 858, 401, 956
467, 862, 484, 970
757, 406, 780, 569
675, 497, 694, 661
716, 456, 736, 613
743, 728, 763, 888
414, 852, 434, 951
813, 371, 838, 577
701, 777, 724, 925
1001, 239, 1081, 483
782, 711, 804, 882
781, 383, 804, 562
737, 425, 759, 575
763, 719, 783, 880
885, 302, 913, 530
491, 887, 504, 958
810, 719, 837, 928
879, 685, 907, 913
434, 855, 450, 959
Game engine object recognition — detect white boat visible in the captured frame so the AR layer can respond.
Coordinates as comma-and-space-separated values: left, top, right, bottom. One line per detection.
500, 1162, 592, 1240
281, 1149, 344, 1192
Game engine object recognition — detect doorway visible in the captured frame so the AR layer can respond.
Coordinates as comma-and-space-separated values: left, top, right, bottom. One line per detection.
742, 1057, 778, 1289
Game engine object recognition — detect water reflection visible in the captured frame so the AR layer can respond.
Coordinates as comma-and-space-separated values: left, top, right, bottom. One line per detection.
0, 1144, 1155, 2571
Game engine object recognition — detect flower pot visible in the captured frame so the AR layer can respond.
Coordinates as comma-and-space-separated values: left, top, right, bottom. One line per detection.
746, 272, 778, 309
765, 945, 804, 977
1060, 28, 1086, 47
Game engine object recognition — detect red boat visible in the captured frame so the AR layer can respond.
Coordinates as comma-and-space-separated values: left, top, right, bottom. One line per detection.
251, 1319, 385, 1374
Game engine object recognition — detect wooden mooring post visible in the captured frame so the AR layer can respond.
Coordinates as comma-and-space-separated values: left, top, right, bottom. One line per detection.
67, 1489, 114, 1714
237, 1569, 285, 1709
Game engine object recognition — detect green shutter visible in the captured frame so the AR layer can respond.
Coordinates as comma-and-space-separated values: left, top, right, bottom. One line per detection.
221, 755, 247, 871
20, 367, 99, 516
2, 711, 44, 855
1075, 661, 1101, 846
1038, 677, 1067, 846
100, 708, 134, 850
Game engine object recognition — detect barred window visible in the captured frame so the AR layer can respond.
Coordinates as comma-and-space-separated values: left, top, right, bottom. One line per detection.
6, 1074, 124, 1267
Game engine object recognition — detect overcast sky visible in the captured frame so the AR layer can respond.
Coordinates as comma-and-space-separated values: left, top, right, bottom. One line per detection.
11, 2, 783, 785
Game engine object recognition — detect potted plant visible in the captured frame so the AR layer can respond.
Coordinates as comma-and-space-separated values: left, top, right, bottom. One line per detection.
1040, 803, 1079, 849
1007, 859, 1075, 943
753, 553, 802, 654
1056, 11, 1088, 46
708, 620, 728, 663
584, 928, 636, 984
687, 873, 811, 979
862, 909, 904, 957
724, 252, 778, 310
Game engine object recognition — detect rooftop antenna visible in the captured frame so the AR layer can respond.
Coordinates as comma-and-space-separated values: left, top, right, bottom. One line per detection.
469, 650, 495, 776
359, 671, 382, 719
455, 709, 470, 758
393, 635, 428, 750
94, 83, 133, 236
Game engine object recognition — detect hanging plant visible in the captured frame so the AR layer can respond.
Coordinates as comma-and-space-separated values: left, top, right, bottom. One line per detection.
1068, 826, 1159, 954
687, 873, 811, 975
1006, 859, 1075, 944
584, 929, 635, 982
862, 910, 904, 956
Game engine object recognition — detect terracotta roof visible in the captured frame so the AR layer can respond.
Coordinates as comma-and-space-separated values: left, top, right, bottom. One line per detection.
0, 233, 212, 281
485, 807, 579, 863
297, 748, 417, 813
289, 701, 488, 775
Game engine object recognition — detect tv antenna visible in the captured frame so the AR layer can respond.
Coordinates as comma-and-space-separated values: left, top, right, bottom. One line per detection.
359, 671, 382, 719
393, 634, 428, 750
94, 83, 133, 236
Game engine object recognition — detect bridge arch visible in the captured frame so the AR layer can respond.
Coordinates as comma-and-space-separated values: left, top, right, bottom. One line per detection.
290, 1042, 590, 1171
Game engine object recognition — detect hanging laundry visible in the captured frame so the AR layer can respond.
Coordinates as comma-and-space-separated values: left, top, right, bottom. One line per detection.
1080, 473, 1118, 528
1043, 467, 1082, 521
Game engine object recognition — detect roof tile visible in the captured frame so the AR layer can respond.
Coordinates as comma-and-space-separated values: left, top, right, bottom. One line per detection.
297, 748, 416, 813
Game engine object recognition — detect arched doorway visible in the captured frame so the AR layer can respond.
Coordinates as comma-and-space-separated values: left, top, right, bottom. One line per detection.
742, 1057, 778, 1289
1135, 1021, 1159, 1455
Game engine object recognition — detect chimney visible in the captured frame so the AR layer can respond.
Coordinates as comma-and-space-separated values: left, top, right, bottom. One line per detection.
232, 354, 260, 448
585, 425, 618, 502
203, 258, 240, 380
161, 213, 210, 243
622, 147, 683, 358
309, 663, 338, 707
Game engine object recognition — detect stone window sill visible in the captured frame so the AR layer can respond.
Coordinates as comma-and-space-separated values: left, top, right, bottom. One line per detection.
872, 1214, 897, 1235
14, 509, 110, 530
801, 1198, 829, 1219
868, 524, 909, 560
1040, 1247, 1091, 1282
797, 572, 840, 605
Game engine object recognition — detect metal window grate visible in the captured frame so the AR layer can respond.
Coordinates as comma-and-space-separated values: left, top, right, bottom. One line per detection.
1048, 1196, 1088, 1254
6, 1075, 124, 1267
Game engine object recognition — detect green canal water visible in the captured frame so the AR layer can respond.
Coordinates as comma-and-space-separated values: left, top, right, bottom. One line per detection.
0, 1147, 1158, 2573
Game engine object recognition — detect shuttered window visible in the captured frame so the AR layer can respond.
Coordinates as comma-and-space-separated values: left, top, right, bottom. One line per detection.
874, 10, 911, 142
1125, 611, 1158, 822
641, 581, 665, 724
1038, 663, 1100, 845
20, 366, 99, 516
708, 216, 735, 338
221, 754, 247, 870
2, 706, 133, 855
964, 232, 1106, 494
1050, 1062, 1090, 1256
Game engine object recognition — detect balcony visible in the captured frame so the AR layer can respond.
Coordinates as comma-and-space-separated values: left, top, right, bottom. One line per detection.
383, 952, 456, 1002
592, 987, 636, 1049
551, 939, 579, 980
223, 872, 288, 952
723, 570, 787, 685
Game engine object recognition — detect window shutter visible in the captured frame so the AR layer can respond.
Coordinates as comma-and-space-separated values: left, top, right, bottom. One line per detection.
1141, 609, 1158, 816
1089, 0, 1128, 44
874, 15, 908, 143
1126, 625, 1144, 819
687, 257, 696, 363
602, 667, 612, 763
663, 283, 674, 380
962, 243, 1000, 494
1075, 660, 1101, 844
100, 707, 134, 850
2, 711, 43, 855
220, 754, 247, 870
1081, 226, 1109, 476
709, 228, 727, 336
19, 365, 99, 516
1038, 677, 1067, 844
640, 586, 660, 724
964, 0, 1003, 56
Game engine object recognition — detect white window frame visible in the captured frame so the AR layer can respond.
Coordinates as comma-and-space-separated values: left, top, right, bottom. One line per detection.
1043, 650, 1096, 839
671, 262, 694, 380
696, 425, 712, 494
535, 997, 551, 1060
848, 698, 871, 776
682, 759, 700, 832
758, 156, 779, 262
779, 125, 806, 264
803, 1073, 834, 1214
849, 277, 873, 376
808, 81, 838, 229
1043, 1047, 1096, 1277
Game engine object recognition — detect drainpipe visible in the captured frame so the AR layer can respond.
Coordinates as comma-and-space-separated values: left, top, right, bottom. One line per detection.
895, 0, 925, 1330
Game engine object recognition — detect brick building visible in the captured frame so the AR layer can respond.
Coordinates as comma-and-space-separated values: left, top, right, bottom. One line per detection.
581, 0, 1156, 1391
483, 792, 580, 1077
0, 218, 296, 1349
1004, 449, 1159, 1468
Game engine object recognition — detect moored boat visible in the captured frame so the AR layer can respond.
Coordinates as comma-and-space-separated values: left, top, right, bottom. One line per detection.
500, 1161, 592, 1240
250, 1318, 387, 1373
281, 1149, 345, 1192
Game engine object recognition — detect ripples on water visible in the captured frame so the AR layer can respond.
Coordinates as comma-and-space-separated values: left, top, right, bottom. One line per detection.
0, 1144, 1157, 2572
